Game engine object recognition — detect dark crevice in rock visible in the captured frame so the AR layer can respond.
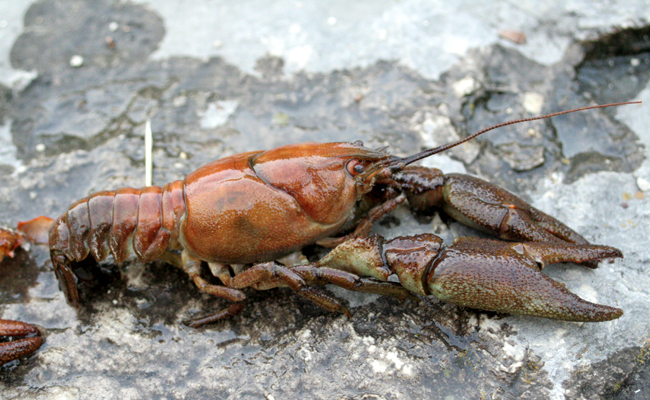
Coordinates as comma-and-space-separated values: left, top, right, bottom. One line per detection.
581, 26, 650, 60
565, 345, 650, 400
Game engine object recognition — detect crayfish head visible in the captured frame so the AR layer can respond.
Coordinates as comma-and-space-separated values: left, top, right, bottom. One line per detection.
252, 141, 392, 226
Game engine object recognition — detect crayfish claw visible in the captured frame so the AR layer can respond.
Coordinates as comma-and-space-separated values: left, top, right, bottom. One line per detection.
427, 238, 624, 322
0, 319, 45, 366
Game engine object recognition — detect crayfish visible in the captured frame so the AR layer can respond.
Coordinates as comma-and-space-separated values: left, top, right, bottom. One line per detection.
0, 217, 51, 366
0, 101, 639, 365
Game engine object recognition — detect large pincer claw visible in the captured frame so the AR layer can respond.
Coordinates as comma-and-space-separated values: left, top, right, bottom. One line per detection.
0, 319, 44, 366
395, 170, 605, 268
427, 237, 623, 322
314, 234, 623, 322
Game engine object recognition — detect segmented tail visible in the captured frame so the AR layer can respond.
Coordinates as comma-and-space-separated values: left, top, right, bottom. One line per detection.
49, 181, 186, 306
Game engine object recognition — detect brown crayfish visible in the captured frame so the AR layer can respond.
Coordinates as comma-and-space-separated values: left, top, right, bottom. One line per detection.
1, 101, 639, 365
0, 217, 51, 366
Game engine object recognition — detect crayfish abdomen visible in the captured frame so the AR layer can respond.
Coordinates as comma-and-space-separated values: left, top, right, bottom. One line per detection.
49, 180, 186, 305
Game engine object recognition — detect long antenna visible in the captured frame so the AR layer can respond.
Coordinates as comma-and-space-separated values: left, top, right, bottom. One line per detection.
394, 101, 642, 169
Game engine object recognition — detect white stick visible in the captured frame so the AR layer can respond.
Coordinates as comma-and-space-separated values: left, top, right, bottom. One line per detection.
145, 119, 153, 187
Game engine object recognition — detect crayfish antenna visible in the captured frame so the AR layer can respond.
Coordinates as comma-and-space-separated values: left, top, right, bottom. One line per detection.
392, 100, 642, 170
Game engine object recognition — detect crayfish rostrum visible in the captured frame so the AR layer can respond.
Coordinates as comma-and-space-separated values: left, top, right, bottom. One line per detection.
1, 101, 639, 365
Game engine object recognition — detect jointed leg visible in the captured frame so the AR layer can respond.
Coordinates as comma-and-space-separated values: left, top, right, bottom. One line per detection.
291, 265, 419, 301
317, 193, 406, 248
228, 262, 351, 316
175, 250, 246, 302
185, 302, 246, 328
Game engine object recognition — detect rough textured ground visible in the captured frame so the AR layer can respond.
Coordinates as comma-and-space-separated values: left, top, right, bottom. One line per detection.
0, 1, 648, 399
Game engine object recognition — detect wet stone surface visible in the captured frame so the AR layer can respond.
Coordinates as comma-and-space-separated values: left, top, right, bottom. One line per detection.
0, 0, 649, 399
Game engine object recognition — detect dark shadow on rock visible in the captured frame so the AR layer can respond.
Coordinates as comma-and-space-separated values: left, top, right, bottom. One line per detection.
0, 249, 40, 305
565, 345, 650, 400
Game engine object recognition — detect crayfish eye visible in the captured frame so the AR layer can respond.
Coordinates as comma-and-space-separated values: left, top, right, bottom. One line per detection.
346, 159, 365, 176
353, 140, 364, 147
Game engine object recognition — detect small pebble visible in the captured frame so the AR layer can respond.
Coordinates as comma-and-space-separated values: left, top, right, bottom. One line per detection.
523, 92, 544, 114
634, 191, 645, 200
622, 192, 632, 201
498, 29, 527, 45
70, 55, 84, 67
451, 76, 478, 97
637, 177, 650, 191
213, 40, 223, 48
108, 21, 119, 32
173, 95, 188, 107
35, 143, 45, 152
621, 202, 628, 209
272, 112, 289, 126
